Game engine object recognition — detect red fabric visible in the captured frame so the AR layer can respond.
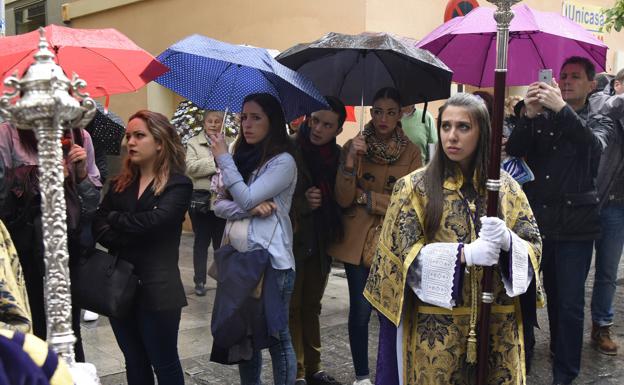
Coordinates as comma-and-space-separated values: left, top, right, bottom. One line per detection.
0, 25, 168, 98
345, 105, 356, 122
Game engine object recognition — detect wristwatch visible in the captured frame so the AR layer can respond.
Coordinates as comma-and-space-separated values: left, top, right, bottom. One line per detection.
356, 191, 367, 205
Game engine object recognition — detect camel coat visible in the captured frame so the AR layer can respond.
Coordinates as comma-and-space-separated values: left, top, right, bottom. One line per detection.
327, 137, 421, 265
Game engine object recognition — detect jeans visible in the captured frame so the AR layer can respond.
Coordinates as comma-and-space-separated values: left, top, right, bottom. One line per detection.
189, 208, 226, 285
592, 202, 624, 326
110, 308, 184, 385
542, 239, 593, 384
239, 268, 296, 385
344, 262, 372, 379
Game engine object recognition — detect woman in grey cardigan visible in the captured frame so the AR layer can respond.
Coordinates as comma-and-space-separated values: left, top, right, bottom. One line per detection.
185, 110, 227, 296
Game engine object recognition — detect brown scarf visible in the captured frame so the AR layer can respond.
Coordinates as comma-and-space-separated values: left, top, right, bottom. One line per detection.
362, 121, 409, 165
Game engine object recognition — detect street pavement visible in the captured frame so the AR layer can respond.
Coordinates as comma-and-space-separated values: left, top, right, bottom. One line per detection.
83, 232, 624, 384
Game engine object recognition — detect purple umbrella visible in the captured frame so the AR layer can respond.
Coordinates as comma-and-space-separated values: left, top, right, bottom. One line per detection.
416, 3, 607, 87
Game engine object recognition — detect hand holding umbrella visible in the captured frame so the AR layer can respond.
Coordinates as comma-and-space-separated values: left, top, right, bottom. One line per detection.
208, 132, 228, 157
344, 133, 367, 174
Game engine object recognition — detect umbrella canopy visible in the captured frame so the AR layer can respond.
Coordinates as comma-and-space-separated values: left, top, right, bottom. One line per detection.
0, 25, 168, 98
155, 34, 328, 121
276, 32, 453, 106
416, 4, 608, 87
84, 102, 126, 156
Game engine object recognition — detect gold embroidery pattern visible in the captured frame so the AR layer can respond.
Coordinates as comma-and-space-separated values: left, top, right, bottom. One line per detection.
364, 170, 541, 385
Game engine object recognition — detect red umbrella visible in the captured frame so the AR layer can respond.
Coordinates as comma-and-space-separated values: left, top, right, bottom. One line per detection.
0, 25, 168, 98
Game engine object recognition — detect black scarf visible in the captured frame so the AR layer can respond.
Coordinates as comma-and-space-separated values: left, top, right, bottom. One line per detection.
233, 144, 262, 183
298, 123, 343, 243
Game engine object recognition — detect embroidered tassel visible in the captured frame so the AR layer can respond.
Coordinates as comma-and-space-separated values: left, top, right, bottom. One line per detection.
467, 265, 480, 365
467, 329, 478, 364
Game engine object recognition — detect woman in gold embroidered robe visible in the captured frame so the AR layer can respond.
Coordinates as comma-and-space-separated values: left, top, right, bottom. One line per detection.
364, 93, 542, 385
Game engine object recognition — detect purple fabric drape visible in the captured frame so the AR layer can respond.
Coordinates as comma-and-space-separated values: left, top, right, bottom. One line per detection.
375, 313, 399, 385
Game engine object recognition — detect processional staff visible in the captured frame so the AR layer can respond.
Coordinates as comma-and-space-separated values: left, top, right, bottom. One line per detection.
477, 1, 520, 384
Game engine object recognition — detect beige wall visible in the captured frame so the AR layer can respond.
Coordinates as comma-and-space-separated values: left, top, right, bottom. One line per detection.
69, 0, 366, 122
66, 0, 624, 143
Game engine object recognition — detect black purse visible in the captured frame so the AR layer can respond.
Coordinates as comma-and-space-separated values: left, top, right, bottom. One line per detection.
190, 189, 212, 215
73, 237, 139, 319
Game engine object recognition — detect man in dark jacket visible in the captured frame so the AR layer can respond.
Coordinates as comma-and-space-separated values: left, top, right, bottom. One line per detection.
589, 67, 624, 356
289, 97, 345, 385
506, 56, 613, 385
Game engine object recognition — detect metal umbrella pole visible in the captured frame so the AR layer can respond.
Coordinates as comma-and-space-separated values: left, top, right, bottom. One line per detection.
0, 29, 99, 382
477, 1, 520, 384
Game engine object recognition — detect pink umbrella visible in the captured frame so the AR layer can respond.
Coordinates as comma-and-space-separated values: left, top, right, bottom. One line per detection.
416, 4, 608, 87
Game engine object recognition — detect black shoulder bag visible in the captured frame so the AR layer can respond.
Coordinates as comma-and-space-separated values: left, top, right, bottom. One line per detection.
73, 230, 139, 319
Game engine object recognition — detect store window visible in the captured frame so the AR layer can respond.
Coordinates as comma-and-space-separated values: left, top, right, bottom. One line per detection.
15, 1, 47, 35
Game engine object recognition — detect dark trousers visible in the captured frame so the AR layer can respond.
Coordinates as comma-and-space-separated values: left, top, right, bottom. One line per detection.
22, 256, 85, 362
542, 239, 593, 384
344, 262, 372, 379
289, 255, 330, 378
189, 209, 226, 285
110, 307, 184, 385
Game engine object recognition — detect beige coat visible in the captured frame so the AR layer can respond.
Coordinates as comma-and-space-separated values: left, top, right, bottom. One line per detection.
327, 138, 421, 265
185, 133, 217, 191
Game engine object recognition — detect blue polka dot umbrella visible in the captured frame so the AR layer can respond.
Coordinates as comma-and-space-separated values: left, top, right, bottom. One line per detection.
155, 35, 328, 121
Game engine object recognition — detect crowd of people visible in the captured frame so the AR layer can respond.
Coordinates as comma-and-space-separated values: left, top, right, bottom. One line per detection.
0, 55, 622, 385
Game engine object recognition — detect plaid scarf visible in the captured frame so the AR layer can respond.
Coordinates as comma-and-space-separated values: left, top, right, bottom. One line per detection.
363, 121, 409, 164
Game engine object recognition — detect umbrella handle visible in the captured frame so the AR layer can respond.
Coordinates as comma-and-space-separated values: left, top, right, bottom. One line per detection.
356, 156, 363, 179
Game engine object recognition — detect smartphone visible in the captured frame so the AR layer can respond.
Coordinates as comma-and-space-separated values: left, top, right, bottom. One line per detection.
539, 69, 553, 85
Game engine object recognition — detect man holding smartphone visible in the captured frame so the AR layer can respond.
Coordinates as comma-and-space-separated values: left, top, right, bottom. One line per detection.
506, 56, 613, 385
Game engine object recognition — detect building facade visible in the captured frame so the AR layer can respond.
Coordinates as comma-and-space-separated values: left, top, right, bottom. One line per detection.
3, 0, 624, 138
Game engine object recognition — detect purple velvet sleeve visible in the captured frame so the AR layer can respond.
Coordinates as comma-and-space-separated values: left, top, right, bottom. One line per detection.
452, 244, 465, 305
499, 232, 513, 281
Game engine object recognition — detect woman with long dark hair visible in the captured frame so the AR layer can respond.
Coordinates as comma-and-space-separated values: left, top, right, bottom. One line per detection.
327, 87, 421, 385
364, 93, 542, 384
209, 93, 297, 385
92, 110, 192, 385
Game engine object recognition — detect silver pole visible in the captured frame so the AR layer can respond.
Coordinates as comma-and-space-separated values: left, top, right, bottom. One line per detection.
0, 29, 99, 383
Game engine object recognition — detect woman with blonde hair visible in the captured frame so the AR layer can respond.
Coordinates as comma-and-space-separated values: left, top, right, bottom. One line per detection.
186, 110, 227, 296
93, 110, 192, 385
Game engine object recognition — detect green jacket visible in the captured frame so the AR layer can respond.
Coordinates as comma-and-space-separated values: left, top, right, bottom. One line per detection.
289, 135, 341, 274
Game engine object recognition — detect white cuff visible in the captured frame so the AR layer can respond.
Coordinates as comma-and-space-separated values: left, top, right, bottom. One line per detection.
407, 243, 459, 310
501, 231, 533, 297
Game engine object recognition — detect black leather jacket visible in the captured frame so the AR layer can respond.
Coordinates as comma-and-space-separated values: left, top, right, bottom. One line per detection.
506, 103, 613, 241
590, 85, 624, 205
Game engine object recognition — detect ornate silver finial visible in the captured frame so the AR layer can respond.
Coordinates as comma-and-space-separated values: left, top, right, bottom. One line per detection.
487, 0, 522, 71
0, 29, 96, 366
488, 0, 522, 29
34, 27, 55, 64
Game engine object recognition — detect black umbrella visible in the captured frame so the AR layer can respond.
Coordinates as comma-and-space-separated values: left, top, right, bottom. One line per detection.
276, 32, 453, 107
84, 102, 125, 156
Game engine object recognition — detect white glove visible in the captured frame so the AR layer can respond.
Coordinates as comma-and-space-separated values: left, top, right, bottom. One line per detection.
463, 238, 501, 266
479, 216, 511, 252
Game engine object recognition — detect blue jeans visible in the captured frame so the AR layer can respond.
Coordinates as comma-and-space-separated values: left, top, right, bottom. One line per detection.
239, 268, 296, 385
344, 262, 372, 379
109, 308, 183, 385
542, 239, 593, 384
592, 202, 624, 326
